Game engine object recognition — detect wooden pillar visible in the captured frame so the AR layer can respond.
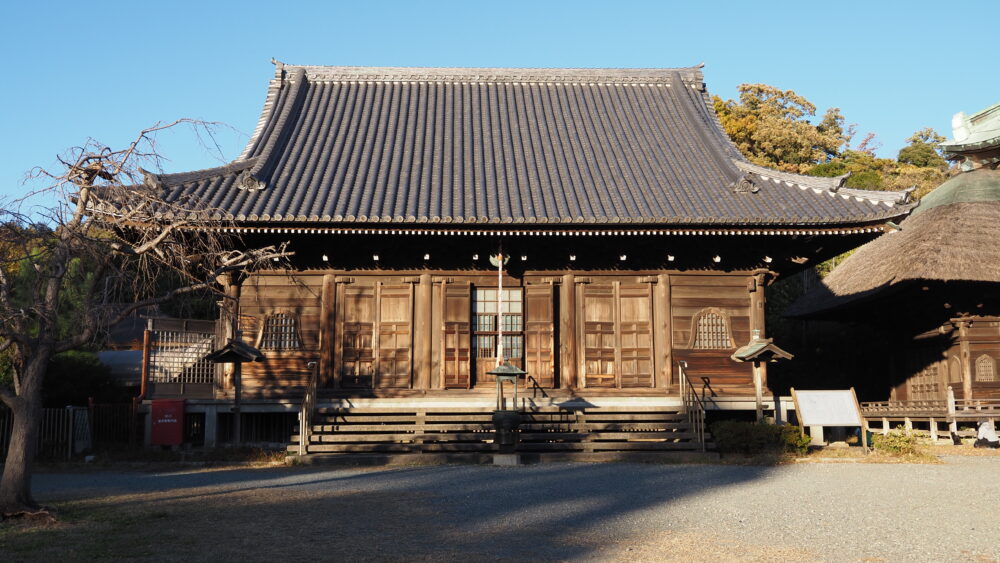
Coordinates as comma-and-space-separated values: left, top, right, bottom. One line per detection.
753, 361, 764, 422
654, 274, 671, 389
749, 273, 768, 394
560, 274, 577, 390
947, 386, 958, 438
414, 273, 433, 390
320, 274, 335, 388
224, 275, 243, 445
958, 320, 973, 401
220, 276, 242, 389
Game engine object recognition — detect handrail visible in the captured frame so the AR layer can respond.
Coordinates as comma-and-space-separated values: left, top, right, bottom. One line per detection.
299, 360, 319, 456
678, 361, 707, 452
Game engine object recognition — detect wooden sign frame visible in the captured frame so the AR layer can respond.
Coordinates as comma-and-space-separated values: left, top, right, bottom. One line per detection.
790, 387, 869, 453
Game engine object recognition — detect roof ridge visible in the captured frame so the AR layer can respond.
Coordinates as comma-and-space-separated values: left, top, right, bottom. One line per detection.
142, 158, 257, 188
732, 161, 915, 205
271, 62, 706, 83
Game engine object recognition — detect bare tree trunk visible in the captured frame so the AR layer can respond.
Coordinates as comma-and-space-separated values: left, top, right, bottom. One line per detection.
0, 354, 49, 516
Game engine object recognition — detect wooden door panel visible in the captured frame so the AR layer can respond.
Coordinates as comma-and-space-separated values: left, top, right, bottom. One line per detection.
525, 285, 555, 388
580, 284, 654, 388
376, 285, 412, 389
583, 286, 616, 387
620, 285, 653, 388
442, 283, 472, 389
341, 285, 375, 389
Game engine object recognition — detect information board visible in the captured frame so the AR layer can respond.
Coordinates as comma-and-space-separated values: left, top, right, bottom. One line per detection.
790, 389, 863, 427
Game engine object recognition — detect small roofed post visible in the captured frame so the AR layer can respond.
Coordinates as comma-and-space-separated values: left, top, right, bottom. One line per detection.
489, 361, 527, 454
204, 340, 265, 446
731, 329, 794, 422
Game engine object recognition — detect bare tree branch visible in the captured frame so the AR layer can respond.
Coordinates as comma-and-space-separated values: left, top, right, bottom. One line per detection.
1, 119, 287, 512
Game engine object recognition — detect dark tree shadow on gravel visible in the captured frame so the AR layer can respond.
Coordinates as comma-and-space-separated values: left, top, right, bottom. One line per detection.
27, 463, 776, 561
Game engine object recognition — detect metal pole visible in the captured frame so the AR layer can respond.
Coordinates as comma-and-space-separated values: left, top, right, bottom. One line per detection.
496, 251, 503, 367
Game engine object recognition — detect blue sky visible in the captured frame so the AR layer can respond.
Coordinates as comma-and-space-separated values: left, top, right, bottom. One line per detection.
2, 0, 996, 204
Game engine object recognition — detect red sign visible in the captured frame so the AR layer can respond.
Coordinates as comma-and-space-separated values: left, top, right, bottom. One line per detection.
151, 399, 185, 445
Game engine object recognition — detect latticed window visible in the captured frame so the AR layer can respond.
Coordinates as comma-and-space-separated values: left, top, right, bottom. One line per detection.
976, 355, 996, 382
149, 330, 215, 384
472, 288, 523, 362
260, 313, 301, 350
692, 311, 731, 349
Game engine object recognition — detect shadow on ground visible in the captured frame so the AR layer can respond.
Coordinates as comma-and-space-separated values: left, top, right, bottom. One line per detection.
19, 462, 775, 561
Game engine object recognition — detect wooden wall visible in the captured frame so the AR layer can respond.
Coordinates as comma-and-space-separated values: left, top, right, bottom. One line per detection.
232, 270, 762, 398
237, 275, 323, 398
671, 275, 755, 396
892, 316, 1000, 402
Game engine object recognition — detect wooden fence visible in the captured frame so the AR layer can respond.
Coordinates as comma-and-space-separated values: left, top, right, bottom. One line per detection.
1, 403, 137, 461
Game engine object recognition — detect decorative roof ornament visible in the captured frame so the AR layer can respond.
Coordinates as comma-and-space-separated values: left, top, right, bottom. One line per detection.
236, 170, 265, 192
831, 172, 852, 193
731, 174, 759, 194
139, 168, 162, 189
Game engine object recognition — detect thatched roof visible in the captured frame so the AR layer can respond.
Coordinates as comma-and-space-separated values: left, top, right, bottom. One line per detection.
786, 167, 1000, 318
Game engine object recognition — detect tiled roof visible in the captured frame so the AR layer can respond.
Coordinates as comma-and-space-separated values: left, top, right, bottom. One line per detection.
144, 64, 916, 226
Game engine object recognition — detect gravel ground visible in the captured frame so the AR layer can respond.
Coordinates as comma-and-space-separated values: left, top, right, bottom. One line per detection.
20, 456, 1000, 562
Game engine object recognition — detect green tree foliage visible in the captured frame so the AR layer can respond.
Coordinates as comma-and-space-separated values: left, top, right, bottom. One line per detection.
714, 85, 952, 200
897, 127, 947, 168
713, 84, 846, 172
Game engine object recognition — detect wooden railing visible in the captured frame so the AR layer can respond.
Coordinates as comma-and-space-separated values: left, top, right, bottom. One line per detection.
298, 360, 319, 455
678, 361, 707, 452
861, 387, 1000, 440
862, 395, 1000, 421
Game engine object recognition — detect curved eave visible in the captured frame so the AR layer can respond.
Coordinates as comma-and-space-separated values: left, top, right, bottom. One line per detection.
192, 222, 899, 238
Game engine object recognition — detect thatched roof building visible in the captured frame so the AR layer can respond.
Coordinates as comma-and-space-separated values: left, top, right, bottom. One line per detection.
785, 167, 1000, 319
786, 103, 1000, 405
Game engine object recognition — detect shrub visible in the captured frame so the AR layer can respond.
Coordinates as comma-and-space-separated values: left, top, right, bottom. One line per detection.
711, 420, 810, 456
871, 426, 920, 456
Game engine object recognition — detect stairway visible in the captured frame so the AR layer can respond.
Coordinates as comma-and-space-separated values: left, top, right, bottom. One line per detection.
288, 406, 712, 458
